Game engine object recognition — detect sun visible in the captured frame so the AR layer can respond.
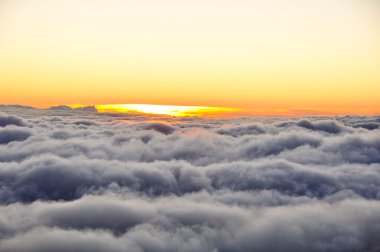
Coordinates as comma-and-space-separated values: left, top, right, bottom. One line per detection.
93, 104, 238, 117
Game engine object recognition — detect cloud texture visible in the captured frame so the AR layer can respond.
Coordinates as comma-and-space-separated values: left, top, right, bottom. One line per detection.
0, 108, 379, 252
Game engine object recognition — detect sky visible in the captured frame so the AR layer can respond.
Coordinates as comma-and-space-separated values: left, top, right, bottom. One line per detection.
1, 0, 379, 115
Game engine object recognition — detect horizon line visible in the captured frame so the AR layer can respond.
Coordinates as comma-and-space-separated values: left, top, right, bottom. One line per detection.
1, 103, 380, 118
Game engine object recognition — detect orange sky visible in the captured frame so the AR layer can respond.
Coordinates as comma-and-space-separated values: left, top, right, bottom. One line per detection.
1, 0, 379, 116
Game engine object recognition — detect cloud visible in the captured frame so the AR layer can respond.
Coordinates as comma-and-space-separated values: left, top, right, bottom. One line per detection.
0, 107, 379, 251
322, 132, 380, 164
0, 196, 380, 252
0, 128, 32, 144
296, 119, 348, 134
0, 115, 26, 127
277, 119, 350, 134
141, 122, 175, 135
217, 124, 266, 137
352, 122, 380, 130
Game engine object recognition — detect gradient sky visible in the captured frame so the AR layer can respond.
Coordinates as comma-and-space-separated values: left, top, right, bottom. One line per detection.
1, 0, 379, 115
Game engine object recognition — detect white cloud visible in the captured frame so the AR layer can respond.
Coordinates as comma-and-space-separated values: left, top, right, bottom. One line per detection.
0, 107, 379, 251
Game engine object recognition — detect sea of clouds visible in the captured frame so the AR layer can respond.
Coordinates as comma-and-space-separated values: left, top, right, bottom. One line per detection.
0, 105, 379, 252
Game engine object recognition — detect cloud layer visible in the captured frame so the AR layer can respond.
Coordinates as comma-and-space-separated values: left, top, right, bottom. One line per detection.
0, 108, 379, 252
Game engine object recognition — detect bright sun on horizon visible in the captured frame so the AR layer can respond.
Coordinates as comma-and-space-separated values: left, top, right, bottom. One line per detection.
93, 104, 240, 117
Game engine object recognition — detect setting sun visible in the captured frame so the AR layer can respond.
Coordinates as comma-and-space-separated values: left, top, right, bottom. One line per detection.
95, 104, 239, 117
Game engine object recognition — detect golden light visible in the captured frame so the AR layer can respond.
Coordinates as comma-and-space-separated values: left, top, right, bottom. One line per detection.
94, 104, 239, 117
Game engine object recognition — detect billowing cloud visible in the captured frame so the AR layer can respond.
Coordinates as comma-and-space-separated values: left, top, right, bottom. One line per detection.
0, 107, 379, 251
0, 114, 26, 127
141, 122, 175, 135
0, 128, 31, 144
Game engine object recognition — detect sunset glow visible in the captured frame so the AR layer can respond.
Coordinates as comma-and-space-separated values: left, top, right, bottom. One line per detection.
1, 0, 379, 115
95, 104, 239, 117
